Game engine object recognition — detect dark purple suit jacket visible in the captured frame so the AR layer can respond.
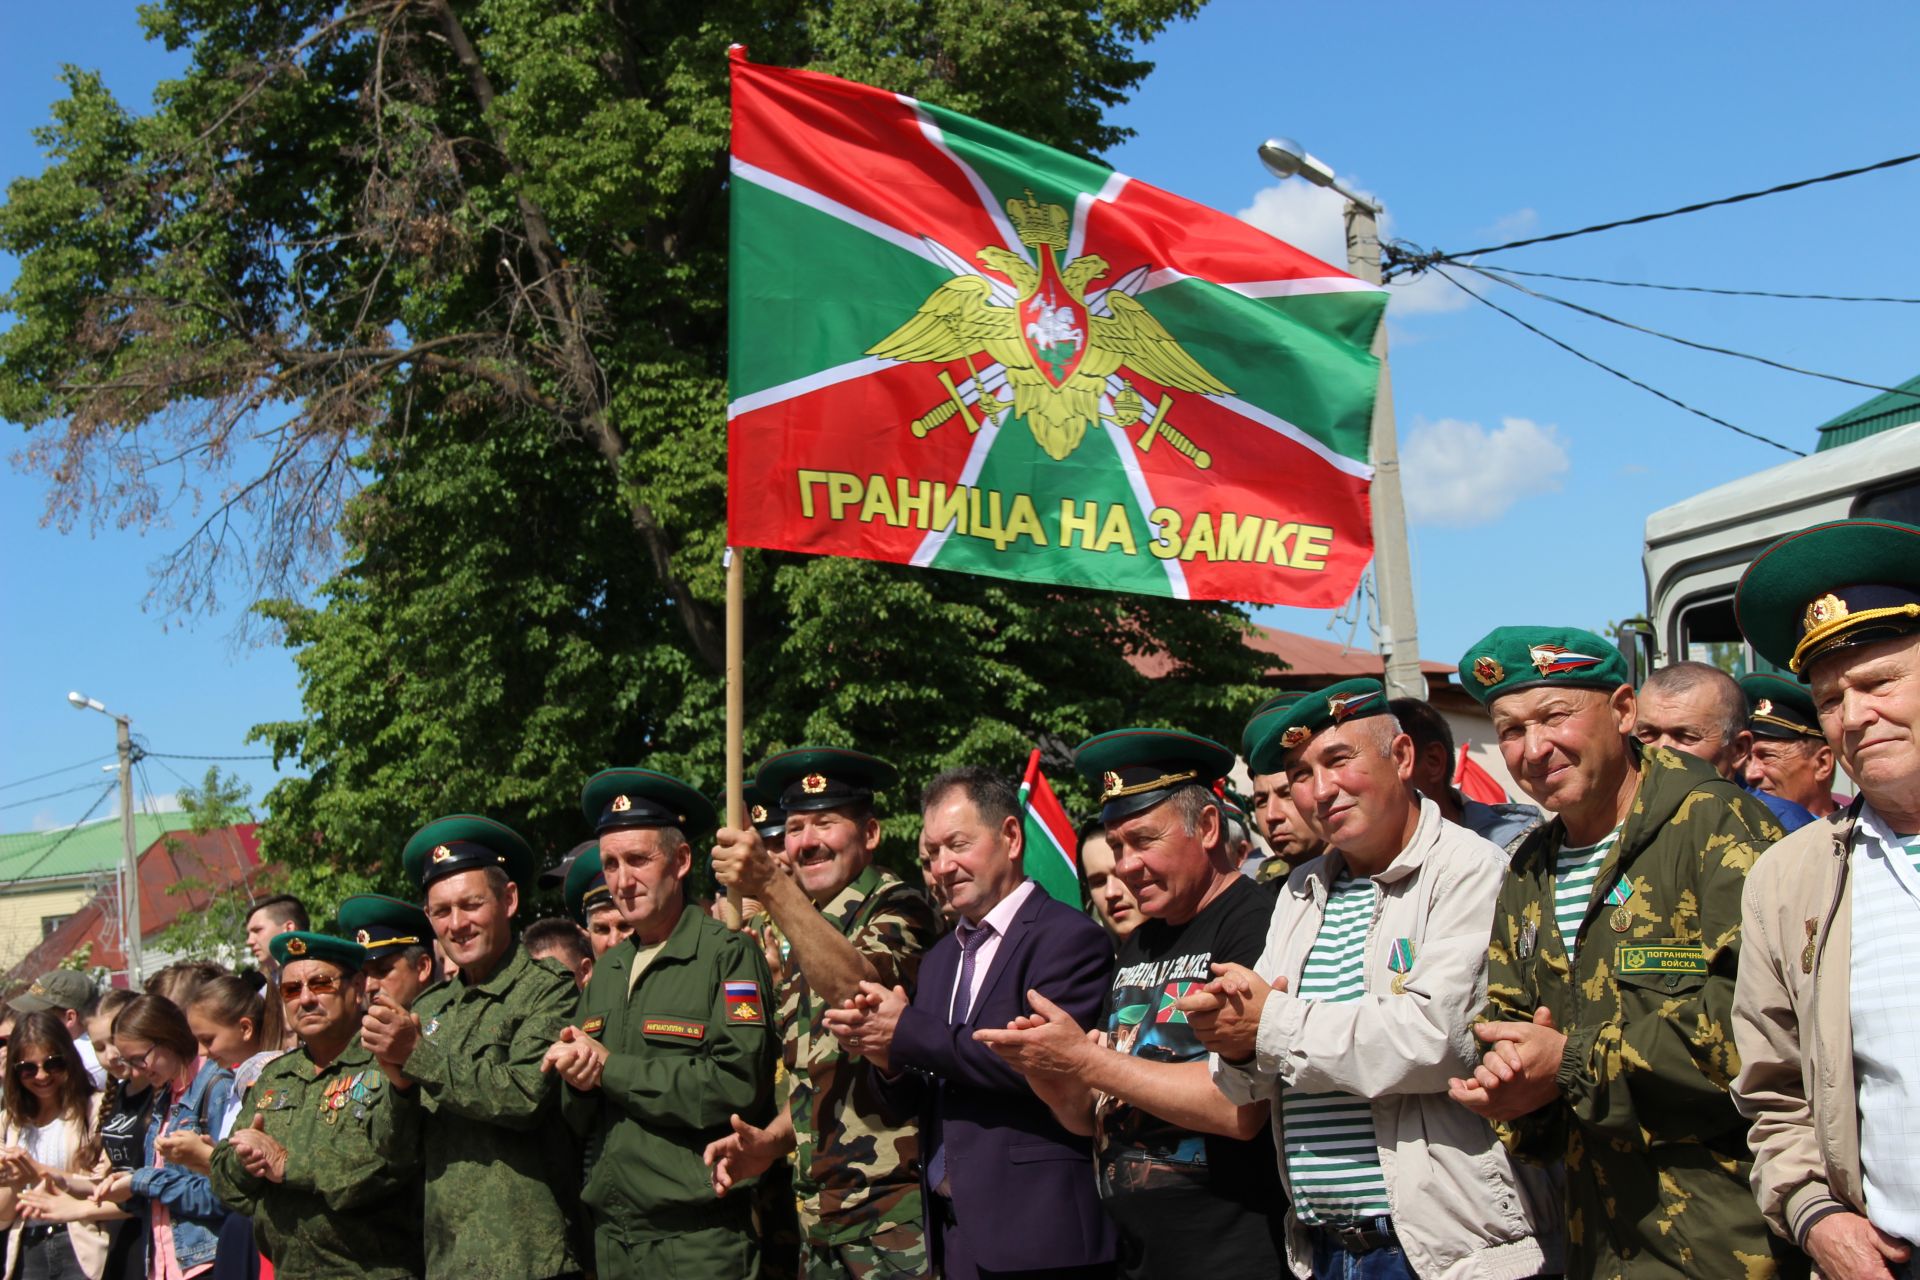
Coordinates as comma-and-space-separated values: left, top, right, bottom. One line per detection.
889, 881, 1117, 1272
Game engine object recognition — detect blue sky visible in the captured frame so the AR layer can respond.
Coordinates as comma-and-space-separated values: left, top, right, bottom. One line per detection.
6, 1, 1919, 828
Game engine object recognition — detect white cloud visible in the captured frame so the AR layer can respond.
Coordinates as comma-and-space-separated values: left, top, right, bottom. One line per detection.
1400, 416, 1570, 527
1478, 207, 1539, 240
1235, 180, 1466, 317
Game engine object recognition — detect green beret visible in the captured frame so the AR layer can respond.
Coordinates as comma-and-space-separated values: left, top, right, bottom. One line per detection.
1740, 673, 1823, 740
563, 843, 615, 926
1073, 728, 1234, 825
581, 767, 716, 839
402, 814, 536, 894
335, 894, 432, 953
1734, 518, 1920, 675
755, 747, 898, 816
1457, 626, 1629, 707
1239, 691, 1305, 762
270, 931, 368, 973
1246, 678, 1391, 774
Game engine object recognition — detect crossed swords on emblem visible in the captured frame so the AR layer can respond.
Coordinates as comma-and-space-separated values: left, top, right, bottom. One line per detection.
908, 366, 1212, 471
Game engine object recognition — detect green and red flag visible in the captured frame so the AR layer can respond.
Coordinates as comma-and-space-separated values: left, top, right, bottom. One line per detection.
727, 49, 1387, 606
1018, 748, 1082, 909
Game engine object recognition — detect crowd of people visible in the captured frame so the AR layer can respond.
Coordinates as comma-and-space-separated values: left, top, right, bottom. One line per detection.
0, 514, 1912, 1280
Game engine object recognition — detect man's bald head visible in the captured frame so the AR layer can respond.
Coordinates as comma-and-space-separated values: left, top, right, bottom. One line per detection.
1636, 661, 1750, 780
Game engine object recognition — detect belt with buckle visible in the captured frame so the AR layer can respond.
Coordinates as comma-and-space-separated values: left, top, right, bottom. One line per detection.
1315, 1215, 1396, 1255
19, 1223, 67, 1248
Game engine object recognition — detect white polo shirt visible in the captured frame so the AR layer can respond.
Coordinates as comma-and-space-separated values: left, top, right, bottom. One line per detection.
1850, 801, 1920, 1243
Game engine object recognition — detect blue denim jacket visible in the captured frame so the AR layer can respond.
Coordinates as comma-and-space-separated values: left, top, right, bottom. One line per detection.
129, 1057, 235, 1272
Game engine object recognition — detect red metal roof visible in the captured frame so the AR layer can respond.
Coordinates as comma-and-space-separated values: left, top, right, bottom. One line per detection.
1129, 623, 1455, 682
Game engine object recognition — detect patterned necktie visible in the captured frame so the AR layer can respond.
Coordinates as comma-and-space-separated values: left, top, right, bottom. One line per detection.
929, 919, 996, 1198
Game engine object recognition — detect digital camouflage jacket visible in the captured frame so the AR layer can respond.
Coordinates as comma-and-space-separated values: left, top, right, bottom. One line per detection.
210, 1038, 422, 1280
1482, 744, 1805, 1279
781, 866, 937, 1246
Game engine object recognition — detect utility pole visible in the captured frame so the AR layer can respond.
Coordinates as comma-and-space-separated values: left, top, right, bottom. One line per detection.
1258, 139, 1426, 700
69, 692, 143, 984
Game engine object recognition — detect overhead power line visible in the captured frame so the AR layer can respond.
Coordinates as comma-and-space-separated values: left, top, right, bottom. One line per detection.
1, 782, 121, 884
1391, 149, 1920, 271
144, 752, 274, 762
1473, 267, 1920, 305
0, 754, 115, 793
1432, 266, 1806, 458
0, 779, 118, 813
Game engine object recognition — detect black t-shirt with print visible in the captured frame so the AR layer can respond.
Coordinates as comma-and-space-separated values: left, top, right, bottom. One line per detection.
1097, 875, 1285, 1280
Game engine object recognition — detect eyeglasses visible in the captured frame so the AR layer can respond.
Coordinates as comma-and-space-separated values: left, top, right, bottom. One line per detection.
119, 1047, 157, 1070
279, 975, 342, 1002
14, 1057, 68, 1080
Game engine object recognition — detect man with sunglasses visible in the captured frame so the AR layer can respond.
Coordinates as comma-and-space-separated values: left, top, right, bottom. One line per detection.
209, 930, 423, 1279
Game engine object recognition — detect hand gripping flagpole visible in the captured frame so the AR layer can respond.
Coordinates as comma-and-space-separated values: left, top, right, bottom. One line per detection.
723, 545, 746, 931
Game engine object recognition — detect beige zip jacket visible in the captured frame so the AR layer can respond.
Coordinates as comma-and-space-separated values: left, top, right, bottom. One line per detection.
1732, 803, 1865, 1251
1212, 797, 1563, 1280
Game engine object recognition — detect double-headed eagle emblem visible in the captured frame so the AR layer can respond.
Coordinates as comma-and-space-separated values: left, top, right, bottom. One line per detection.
867, 191, 1232, 466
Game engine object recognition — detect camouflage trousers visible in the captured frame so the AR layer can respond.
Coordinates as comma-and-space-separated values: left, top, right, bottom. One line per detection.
800, 1221, 930, 1280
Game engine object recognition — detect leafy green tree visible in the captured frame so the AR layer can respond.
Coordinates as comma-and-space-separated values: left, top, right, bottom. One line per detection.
4, 0, 1265, 887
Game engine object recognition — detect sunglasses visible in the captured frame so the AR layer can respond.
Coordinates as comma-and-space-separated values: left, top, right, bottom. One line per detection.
14, 1057, 68, 1081
279, 975, 342, 1002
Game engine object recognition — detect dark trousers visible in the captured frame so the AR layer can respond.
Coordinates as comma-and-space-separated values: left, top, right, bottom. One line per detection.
17, 1226, 87, 1280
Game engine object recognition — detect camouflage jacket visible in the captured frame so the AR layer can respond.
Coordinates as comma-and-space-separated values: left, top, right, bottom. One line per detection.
210, 1039, 422, 1280
395, 942, 581, 1280
1483, 744, 1802, 1278
782, 866, 937, 1245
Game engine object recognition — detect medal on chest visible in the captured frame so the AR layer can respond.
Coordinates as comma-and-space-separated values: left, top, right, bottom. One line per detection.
1605, 878, 1634, 933
1387, 938, 1416, 994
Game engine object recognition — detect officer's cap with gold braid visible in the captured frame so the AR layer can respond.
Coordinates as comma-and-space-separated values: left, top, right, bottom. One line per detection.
580, 767, 716, 839
1739, 673, 1823, 741
269, 930, 368, 973
1245, 678, 1392, 774
742, 778, 788, 841
336, 894, 432, 953
402, 814, 536, 893
755, 747, 897, 816
1735, 518, 1920, 677
1456, 626, 1630, 708
1239, 691, 1305, 763
563, 844, 616, 925
1073, 728, 1235, 825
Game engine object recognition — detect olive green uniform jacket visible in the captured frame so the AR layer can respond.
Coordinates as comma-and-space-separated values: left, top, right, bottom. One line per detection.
395, 942, 581, 1279
561, 903, 779, 1278
210, 1038, 423, 1280
1482, 744, 1802, 1279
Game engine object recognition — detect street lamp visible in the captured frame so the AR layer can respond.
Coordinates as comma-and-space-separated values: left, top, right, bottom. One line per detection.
66, 691, 143, 983
1257, 137, 1424, 700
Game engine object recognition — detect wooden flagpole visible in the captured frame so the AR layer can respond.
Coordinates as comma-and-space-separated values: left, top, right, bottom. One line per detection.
722, 546, 746, 930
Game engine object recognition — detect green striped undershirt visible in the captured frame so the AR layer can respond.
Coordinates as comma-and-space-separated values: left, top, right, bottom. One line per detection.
1280, 871, 1389, 1224
1552, 826, 1622, 960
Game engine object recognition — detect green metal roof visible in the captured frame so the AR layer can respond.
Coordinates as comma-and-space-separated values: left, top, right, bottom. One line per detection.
0, 814, 179, 886
1816, 373, 1920, 451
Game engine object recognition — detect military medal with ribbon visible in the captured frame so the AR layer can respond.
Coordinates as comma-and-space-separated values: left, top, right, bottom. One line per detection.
1605, 878, 1634, 933
1518, 918, 1538, 960
1387, 938, 1416, 995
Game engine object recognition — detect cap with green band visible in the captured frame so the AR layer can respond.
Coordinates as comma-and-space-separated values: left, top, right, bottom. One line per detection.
1734, 518, 1920, 676
270, 931, 368, 973
1073, 728, 1234, 826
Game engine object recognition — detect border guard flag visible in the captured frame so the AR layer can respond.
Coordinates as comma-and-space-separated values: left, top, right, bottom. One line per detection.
727, 48, 1387, 607
1018, 749, 1082, 909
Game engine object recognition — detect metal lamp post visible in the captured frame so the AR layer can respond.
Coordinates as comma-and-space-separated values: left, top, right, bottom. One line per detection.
1258, 138, 1425, 700
67, 691, 143, 983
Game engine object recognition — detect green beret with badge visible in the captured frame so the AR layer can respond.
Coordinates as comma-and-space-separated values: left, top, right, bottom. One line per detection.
270, 930, 368, 973
1456, 625, 1629, 707
580, 767, 717, 838
336, 894, 432, 953
1740, 672, 1823, 740
755, 746, 898, 816
1245, 678, 1392, 774
1239, 691, 1305, 762
563, 843, 614, 925
1734, 517, 1920, 675
402, 814, 537, 894
1073, 727, 1234, 825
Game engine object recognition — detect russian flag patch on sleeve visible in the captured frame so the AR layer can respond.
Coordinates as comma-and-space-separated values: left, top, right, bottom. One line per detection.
724, 979, 765, 1025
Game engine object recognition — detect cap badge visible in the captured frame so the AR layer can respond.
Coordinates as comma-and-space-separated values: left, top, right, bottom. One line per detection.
801, 773, 829, 795
1328, 690, 1381, 722
749, 804, 768, 824
1280, 725, 1313, 749
610, 794, 632, 813
354, 929, 371, 945
285, 938, 308, 957
1803, 592, 1848, 633
430, 844, 452, 862
1529, 643, 1605, 677
1755, 698, 1774, 718
1472, 655, 1505, 686
1101, 770, 1123, 800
